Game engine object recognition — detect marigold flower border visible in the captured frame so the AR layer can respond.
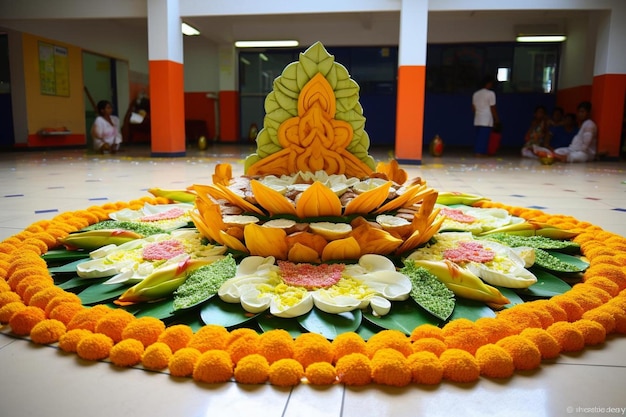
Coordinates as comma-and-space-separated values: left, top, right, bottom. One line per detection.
1, 196, 626, 387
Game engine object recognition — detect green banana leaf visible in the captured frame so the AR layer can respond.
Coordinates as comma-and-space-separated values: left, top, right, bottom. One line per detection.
496, 287, 525, 309
42, 248, 90, 264
134, 298, 177, 320
355, 320, 382, 341
362, 299, 440, 336
447, 298, 497, 322
297, 308, 361, 340
516, 268, 572, 298
199, 297, 260, 328
77, 282, 130, 305
58, 276, 108, 291
256, 313, 305, 339
48, 259, 90, 274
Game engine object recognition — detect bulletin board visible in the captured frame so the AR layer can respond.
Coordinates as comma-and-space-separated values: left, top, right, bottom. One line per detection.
38, 42, 69, 96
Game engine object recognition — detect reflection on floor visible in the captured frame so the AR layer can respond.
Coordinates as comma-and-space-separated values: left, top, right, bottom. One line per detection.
1, 144, 625, 417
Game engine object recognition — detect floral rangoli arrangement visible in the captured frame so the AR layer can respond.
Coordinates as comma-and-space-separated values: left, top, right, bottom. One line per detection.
1, 42, 626, 387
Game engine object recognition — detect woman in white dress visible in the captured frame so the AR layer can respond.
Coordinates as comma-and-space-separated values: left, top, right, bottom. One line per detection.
91, 100, 122, 153
533, 101, 596, 162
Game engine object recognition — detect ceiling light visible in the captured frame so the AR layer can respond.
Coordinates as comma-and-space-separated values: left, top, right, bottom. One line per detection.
259, 53, 269, 62
516, 35, 566, 42
181, 22, 200, 36
235, 40, 299, 48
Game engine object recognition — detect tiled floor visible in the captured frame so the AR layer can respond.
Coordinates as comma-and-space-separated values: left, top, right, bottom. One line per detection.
1, 144, 625, 417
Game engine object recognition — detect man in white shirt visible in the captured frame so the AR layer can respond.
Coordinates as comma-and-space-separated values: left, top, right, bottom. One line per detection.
472, 75, 499, 156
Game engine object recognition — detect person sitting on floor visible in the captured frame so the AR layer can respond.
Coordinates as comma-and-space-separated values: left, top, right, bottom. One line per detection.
533, 101, 597, 163
548, 112, 578, 149
521, 105, 549, 158
91, 100, 122, 154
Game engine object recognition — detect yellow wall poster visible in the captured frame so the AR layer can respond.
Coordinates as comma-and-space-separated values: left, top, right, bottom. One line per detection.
38, 41, 69, 96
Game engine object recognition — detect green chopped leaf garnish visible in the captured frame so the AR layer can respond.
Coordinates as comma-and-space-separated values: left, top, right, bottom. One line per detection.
173, 254, 237, 310
480, 233, 580, 253
400, 260, 455, 321
533, 249, 584, 273
84, 220, 166, 236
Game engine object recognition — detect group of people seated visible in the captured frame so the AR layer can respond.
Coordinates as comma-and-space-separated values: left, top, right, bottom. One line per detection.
521, 101, 597, 163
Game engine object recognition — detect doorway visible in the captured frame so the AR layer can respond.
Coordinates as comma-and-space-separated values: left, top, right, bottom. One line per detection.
0, 34, 14, 148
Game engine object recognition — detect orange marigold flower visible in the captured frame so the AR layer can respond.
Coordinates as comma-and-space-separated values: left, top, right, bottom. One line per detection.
0, 242, 17, 254
141, 342, 173, 370
519, 328, 561, 359
366, 329, 413, 358
76, 332, 114, 361
227, 332, 259, 364
371, 348, 412, 387
157, 324, 194, 353
49, 302, 85, 325
95, 309, 136, 343
573, 319, 606, 346
546, 321, 585, 352
9, 266, 52, 291
406, 351, 443, 385
583, 276, 620, 297
228, 328, 259, 345
550, 296, 584, 322
30, 233, 57, 250
440, 348, 480, 383
121, 316, 165, 347
233, 354, 270, 384
110, 338, 145, 367
74, 210, 100, 225
186, 324, 229, 352
293, 333, 334, 369
565, 291, 603, 312
411, 337, 448, 357
14, 275, 51, 299
268, 358, 304, 387
587, 255, 621, 266
585, 246, 617, 259
168, 347, 202, 377
496, 335, 542, 371
335, 353, 372, 386
28, 286, 65, 310
497, 308, 542, 332
584, 265, 626, 290
44, 293, 82, 317
21, 281, 55, 305
30, 318, 66, 344
0, 301, 26, 323
9, 305, 46, 336
22, 238, 49, 254
409, 323, 445, 342
58, 329, 93, 353
443, 318, 488, 353
305, 362, 337, 385
475, 344, 515, 379
575, 285, 612, 303
581, 309, 615, 334
596, 305, 626, 334
258, 329, 295, 364
67, 305, 112, 332
0, 278, 9, 293
475, 317, 518, 344
18, 244, 43, 256
0, 291, 22, 308
331, 332, 367, 363
444, 328, 489, 355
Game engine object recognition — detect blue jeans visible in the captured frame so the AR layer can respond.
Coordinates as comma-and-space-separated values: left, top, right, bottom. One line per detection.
474, 126, 492, 155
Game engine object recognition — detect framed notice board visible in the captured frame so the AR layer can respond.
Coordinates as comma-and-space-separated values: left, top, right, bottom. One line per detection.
39, 42, 69, 96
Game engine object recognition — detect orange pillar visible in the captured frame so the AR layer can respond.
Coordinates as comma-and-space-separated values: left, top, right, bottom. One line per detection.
592, 74, 626, 158
147, 0, 186, 156
395, 0, 428, 164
